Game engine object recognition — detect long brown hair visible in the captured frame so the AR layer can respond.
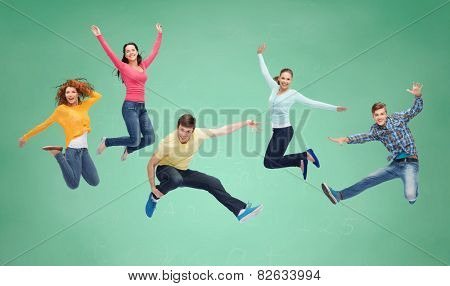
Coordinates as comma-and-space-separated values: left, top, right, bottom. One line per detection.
55, 78, 94, 106
116, 42, 143, 81
273, 68, 294, 84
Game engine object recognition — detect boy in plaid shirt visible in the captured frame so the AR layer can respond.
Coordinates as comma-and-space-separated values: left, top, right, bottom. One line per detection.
322, 82, 423, 205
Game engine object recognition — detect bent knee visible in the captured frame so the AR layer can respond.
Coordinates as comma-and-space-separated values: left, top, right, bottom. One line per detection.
88, 177, 100, 187
263, 158, 274, 169
67, 181, 80, 190
129, 137, 141, 147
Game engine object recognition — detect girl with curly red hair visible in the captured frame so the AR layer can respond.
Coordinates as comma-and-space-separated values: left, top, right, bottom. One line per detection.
18, 79, 102, 189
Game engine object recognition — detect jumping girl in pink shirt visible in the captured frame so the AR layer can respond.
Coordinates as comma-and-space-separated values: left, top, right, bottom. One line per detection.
91, 23, 162, 160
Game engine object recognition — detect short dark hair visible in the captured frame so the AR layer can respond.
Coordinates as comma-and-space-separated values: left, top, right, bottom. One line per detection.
372, 102, 387, 114
177, 114, 196, 129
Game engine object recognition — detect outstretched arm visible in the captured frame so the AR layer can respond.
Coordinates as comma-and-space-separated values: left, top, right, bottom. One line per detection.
330, 126, 377, 145
19, 111, 58, 147
91, 25, 123, 69
208, 120, 260, 137
394, 82, 424, 123
257, 44, 278, 90
294, 92, 347, 112
142, 23, 163, 68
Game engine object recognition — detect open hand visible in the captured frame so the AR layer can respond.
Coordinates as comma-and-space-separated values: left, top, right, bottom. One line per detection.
328, 136, 348, 145
246, 120, 261, 132
406, 82, 423, 97
18, 137, 26, 148
90, 25, 101, 36
257, 43, 266, 54
156, 23, 163, 33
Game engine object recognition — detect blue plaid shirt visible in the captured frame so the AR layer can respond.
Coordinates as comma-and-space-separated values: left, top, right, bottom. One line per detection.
347, 97, 423, 161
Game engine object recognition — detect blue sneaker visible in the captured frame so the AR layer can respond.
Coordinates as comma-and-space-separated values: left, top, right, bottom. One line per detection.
307, 149, 320, 168
408, 200, 416, 205
237, 203, 263, 223
321, 183, 340, 205
145, 194, 158, 218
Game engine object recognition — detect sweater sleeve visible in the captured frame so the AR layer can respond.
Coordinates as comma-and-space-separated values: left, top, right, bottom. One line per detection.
96, 34, 123, 69
82, 91, 102, 109
22, 109, 58, 142
142, 32, 162, 68
293, 91, 338, 111
257, 54, 278, 90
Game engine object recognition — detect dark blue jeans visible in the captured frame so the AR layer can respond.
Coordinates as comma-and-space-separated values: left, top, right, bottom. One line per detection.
105, 101, 155, 153
55, 148, 100, 189
155, 165, 247, 216
263, 126, 307, 169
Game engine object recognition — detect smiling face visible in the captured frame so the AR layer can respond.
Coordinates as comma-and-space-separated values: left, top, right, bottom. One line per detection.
65, 86, 79, 106
372, 107, 387, 126
177, 125, 194, 144
124, 44, 138, 62
277, 68, 293, 92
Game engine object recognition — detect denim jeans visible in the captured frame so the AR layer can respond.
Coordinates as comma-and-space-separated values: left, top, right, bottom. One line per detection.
263, 126, 307, 169
155, 165, 247, 216
55, 148, 100, 189
105, 101, 155, 153
340, 160, 419, 202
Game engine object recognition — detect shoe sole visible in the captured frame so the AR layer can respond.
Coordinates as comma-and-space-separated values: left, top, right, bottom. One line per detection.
302, 160, 308, 180
239, 204, 264, 223
321, 183, 337, 205
42, 146, 63, 151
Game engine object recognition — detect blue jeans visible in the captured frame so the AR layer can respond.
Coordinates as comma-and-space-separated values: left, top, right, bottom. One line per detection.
263, 126, 307, 169
55, 148, 100, 189
155, 165, 247, 216
105, 101, 155, 153
340, 161, 419, 202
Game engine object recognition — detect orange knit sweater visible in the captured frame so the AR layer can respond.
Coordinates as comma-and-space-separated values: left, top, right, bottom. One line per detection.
23, 91, 102, 147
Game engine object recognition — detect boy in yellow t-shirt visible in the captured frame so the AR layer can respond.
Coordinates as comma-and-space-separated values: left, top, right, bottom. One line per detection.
146, 114, 263, 223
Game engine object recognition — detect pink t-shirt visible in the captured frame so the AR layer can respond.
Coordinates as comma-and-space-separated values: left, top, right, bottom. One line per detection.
96, 32, 162, 102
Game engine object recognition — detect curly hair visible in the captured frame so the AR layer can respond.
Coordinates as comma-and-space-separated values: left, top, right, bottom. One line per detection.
55, 78, 94, 106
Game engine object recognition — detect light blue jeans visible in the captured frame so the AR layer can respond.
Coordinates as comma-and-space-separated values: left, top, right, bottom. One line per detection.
55, 148, 100, 190
340, 160, 419, 202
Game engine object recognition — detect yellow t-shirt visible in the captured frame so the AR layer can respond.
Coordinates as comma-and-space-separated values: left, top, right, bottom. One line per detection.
154, 128, 213, 170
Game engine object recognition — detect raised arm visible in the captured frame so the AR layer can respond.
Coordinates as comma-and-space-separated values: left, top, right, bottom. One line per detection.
19, 111, 58, 147
394, 82, 424, 123
91, 25, 123, 69
257, 44, 278, 90
208, 120, 260, 137
82, 90, 103, 109
142, 23, 163, 68
294, 92, 346, 112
